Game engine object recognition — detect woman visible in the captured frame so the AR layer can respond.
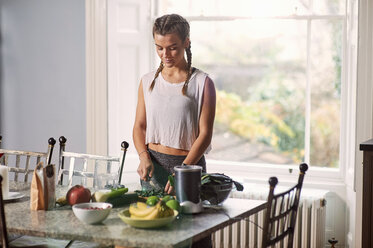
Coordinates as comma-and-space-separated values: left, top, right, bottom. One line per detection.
133, 14, 216, 196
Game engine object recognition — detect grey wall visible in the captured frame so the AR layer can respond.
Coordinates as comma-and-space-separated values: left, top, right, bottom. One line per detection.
0, 0, 86, 160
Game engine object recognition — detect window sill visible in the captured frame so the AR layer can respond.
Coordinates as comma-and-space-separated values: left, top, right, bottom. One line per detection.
206, 158, 346, 196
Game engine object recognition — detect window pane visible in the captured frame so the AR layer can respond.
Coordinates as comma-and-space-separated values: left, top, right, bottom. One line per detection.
189, 20, 307, 165
158, 0, 312, 17
155, 1, 345, 168
313, 0, 346, 15
310, 20, 342, 167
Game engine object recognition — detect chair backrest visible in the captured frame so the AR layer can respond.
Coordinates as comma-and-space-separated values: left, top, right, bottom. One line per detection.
0, 136, 56, 182
57, 136, 129, 187
0, 175, 9, 248
262, 163, 308, 248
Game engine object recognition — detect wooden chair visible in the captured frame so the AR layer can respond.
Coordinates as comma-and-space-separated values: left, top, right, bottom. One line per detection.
1, 174, 67, 248
0, 175, 9, 248
0, 136, 56, 182
57, 136, 129, 187
57, 136, 129, 248
0, 136, 75, 248
262, 163, 308, 248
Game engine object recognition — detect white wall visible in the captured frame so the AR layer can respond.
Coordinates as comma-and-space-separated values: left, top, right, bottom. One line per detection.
0, 0, 86, 160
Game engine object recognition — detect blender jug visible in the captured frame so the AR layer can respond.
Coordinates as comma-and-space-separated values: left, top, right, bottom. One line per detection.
174, 165, 203, 214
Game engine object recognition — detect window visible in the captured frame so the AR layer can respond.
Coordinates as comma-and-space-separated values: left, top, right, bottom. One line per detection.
155, 0, 345, 168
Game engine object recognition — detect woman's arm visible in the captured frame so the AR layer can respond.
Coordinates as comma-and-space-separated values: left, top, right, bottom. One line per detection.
133, 80, 154, 181
184, 76, 216, 165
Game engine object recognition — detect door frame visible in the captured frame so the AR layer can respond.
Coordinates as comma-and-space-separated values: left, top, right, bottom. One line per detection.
86, 0, 108, 155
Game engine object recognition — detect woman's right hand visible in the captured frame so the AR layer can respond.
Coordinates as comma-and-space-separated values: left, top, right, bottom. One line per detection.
137, 156, 154, 181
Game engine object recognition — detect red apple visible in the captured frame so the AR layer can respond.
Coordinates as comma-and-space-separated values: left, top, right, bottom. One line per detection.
66, 185, 91, 206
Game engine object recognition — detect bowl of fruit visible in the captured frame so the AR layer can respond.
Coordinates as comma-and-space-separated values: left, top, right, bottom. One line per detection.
119, 196, 179, 229
72, 202, 113, 224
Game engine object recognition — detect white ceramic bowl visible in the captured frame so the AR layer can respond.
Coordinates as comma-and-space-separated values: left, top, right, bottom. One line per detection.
72, 202, 112, 224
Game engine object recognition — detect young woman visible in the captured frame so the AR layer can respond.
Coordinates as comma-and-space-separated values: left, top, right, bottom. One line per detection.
133, 13, 216, 196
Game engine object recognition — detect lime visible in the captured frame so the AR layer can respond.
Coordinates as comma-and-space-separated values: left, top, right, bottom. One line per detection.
162, 195, 174, 202
165, 199, 180, 211
146, 196, 159, 206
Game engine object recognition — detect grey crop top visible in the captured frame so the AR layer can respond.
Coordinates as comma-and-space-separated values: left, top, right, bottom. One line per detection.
141, 68, 211, 153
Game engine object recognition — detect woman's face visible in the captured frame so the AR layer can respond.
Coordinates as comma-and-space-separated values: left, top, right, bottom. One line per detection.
154, 33, 189, 69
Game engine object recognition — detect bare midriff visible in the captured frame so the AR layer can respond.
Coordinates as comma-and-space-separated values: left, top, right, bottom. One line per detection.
148, 143, 189, 156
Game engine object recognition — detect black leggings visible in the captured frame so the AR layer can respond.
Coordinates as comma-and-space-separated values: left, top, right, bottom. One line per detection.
148, 149, 207, 174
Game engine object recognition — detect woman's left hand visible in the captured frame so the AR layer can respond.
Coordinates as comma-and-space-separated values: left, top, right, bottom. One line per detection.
164, 181, 175, 195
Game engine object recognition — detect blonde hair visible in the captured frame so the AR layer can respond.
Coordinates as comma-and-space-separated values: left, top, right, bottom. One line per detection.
149, 14, 192, 95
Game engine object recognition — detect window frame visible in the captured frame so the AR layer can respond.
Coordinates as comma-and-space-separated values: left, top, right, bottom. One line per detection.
100, 0, 363, 192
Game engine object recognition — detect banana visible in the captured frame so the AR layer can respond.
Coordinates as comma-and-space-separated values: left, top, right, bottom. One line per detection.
129, 203, 155, 217
164, 207, 174, 217
129, 201, 174, 220
136, 202, 148, 210
56, 196, 68, 206
160, 204, 173, 218
142, 202, 161, 220
158, 205, 165, 218
130, 214, 147, 220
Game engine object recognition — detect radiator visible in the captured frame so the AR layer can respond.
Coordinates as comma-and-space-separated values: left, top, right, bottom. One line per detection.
212, 186, 327, 248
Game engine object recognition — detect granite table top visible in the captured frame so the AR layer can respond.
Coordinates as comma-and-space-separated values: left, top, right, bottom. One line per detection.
5, 181, 266, 248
